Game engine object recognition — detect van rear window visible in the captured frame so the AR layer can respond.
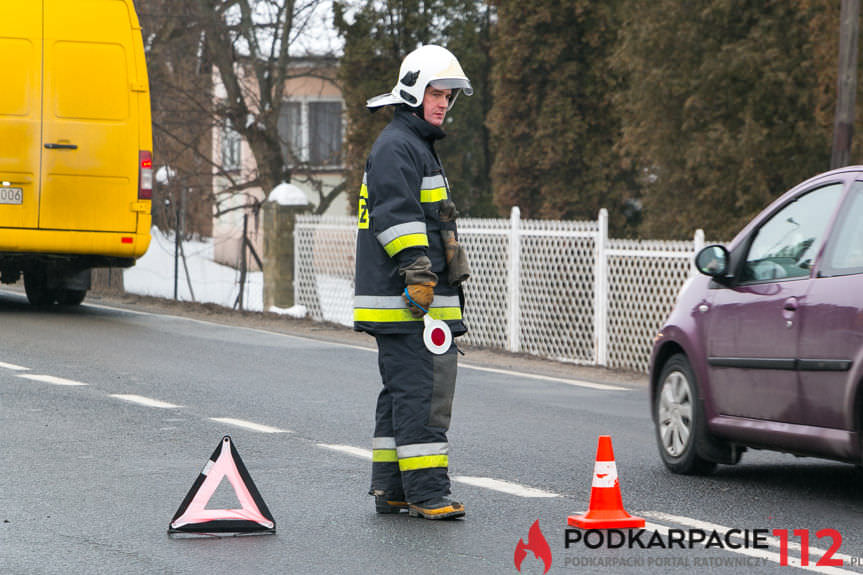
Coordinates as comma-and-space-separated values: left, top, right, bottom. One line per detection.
0, 39, 33, 116
52, 41, 128, 121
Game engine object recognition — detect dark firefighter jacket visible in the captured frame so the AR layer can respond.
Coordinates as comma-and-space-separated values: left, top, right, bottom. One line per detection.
353, 107, 466, 336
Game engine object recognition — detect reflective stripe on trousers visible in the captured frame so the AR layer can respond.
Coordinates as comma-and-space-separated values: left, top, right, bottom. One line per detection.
372, 439, 449, 471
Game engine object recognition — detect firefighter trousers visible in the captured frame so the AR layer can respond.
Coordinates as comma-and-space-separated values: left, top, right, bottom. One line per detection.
371, 331, 458, 504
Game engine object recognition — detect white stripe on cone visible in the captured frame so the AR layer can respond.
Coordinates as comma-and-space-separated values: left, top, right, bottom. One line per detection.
592, 460, 618, 488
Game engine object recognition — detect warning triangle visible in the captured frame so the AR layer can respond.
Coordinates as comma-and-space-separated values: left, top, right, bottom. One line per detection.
168, 436, 276, 535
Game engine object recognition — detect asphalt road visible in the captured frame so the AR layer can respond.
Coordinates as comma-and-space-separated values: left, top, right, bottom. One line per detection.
1, 290, 862, 575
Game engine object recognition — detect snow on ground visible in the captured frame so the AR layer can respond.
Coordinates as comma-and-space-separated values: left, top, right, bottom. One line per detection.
315, 275, 353, 326
124, 228, 306, 318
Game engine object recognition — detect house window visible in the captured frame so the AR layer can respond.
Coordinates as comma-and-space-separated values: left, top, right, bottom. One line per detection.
277, 102, 303, 165
309, 101, 342, 166
278, 100, 343, 168
222, 120, 242, 172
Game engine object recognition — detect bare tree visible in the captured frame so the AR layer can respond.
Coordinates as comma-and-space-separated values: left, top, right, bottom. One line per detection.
137, 0, 345, 228
137, 0, 216, 235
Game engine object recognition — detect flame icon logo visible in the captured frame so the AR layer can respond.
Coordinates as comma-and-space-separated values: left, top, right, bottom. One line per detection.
514, 519, 552, 573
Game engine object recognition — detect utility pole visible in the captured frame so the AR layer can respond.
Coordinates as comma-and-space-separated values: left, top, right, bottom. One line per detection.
831, 0, 860, 169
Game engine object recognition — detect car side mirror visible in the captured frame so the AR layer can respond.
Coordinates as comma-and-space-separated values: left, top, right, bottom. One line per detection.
695, 244, 730, 279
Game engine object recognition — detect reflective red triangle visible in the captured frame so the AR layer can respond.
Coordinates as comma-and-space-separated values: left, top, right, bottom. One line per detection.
169, 436, 275, 534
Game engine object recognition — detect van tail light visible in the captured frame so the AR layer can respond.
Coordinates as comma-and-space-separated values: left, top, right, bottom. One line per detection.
139, 150, 153, 199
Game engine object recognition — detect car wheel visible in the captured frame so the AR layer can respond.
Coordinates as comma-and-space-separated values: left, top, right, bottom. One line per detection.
24, 268, 55, 306
654, 353, 717, 475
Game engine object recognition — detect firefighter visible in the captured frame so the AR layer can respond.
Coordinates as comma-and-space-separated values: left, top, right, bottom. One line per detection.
355, 44, 472, 520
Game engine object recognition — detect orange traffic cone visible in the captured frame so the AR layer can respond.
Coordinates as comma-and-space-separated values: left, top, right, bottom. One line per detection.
568, 435, 645, 529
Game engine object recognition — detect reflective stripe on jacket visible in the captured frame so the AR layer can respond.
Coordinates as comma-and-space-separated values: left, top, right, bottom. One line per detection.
354, 107, 466, 336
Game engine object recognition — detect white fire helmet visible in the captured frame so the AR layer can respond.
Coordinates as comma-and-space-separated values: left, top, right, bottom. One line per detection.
366, 44, 473, 111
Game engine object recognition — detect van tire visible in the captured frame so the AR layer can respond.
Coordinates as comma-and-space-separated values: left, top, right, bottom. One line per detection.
56, 289, 86, 306
24, 269, 55, 306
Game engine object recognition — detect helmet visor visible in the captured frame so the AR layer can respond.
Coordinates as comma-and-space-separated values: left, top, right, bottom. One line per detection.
429, 78, 473, 96
366, 92, 403, 108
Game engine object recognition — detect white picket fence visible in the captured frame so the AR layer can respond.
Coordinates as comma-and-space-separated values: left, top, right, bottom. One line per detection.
294, 208, 707, 373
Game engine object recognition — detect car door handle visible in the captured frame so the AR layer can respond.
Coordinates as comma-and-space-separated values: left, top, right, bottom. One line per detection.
783, 297, 798, 311
44, 143, 78, 150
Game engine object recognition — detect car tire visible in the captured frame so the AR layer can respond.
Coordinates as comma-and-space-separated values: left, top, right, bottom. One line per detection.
654, 353, 717, 475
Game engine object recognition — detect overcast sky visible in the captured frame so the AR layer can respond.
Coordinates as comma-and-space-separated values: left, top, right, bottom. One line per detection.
290, 0, 345, 56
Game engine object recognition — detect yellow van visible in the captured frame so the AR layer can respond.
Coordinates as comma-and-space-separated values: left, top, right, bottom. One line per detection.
0, 0, 152, 305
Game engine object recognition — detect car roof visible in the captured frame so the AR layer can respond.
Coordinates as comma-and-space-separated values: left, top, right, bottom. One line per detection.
793, 165, 863, 189
727, 166, 863, 249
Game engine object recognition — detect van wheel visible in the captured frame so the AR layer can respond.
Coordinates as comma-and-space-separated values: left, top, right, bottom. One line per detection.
24, 269, 55, 306
56, 289, 86, 306
654, 354, 717, 475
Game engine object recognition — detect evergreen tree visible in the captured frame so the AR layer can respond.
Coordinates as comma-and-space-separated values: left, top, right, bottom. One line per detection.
488, 0, 638, 234
439, 3, 496, 216
614, 0, 832, 239
334, 0, 494, 216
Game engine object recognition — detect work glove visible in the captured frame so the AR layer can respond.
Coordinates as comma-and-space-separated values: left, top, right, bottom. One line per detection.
399, 255, 437, 318
439, 200, 471, 286
441, 230, 470, 286
404, 281, 436, 318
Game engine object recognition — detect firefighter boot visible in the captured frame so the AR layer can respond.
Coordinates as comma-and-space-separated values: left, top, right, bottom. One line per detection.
374, 494, 408, 514
408, 497, 465, 520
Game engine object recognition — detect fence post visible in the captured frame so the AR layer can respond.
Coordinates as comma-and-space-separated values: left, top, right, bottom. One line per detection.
594, 208, 609, 366
263, 183, 310, 310
507, 206, 522, 353
691, 229, 705, 276
293, 217, 301, 311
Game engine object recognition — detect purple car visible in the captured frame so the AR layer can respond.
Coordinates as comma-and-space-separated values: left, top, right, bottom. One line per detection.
650, 166, 863, 474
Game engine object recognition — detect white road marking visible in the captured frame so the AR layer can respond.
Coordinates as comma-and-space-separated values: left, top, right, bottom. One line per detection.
460, 364, 628, 391
82, 300, 379, 349
110, 394, 182, 409
17, 374, 87, 386
209, 417, 290, 434
0, 361, 29, 371
318, 443, 372, 459
6, 296, 632, 506
316, 443, 561, 499
81, 300, 635, 391
643, 511, 861, 574
452, 476, 560, 498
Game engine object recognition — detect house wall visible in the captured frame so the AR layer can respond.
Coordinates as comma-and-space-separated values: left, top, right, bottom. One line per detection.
212, 173, 347, 270
210, 60, 348, 270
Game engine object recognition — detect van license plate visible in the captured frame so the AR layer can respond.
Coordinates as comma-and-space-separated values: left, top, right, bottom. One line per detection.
0, 187, 22, 205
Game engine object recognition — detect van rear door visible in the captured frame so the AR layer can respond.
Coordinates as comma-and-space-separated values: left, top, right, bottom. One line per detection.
40, 0, 140, 233
0, 2, 42, 229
